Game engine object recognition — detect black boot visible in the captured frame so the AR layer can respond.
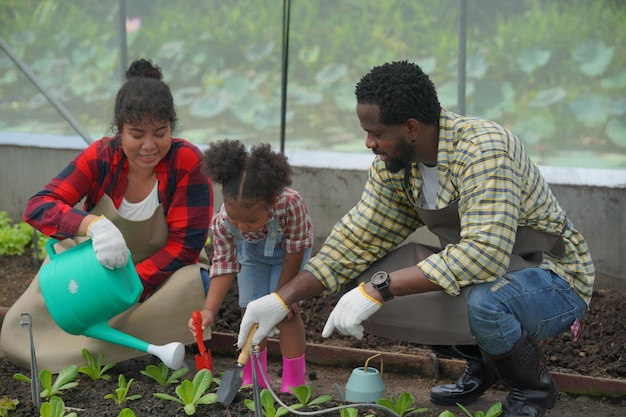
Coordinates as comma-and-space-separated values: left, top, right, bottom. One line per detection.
429, 345, 499, 406
482, 331, 558, 417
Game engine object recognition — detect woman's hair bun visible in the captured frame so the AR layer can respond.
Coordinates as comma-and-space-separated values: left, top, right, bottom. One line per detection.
126, 58, 163, 80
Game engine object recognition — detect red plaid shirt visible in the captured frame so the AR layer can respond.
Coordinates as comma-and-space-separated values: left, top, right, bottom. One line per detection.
24, 137, 213, 298
210, 188, 313, 276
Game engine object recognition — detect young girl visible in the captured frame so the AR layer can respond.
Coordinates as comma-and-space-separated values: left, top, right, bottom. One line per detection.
190, 139, 313, 392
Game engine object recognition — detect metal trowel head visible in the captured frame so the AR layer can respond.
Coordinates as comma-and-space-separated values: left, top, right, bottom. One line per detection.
216, 323, 258, 406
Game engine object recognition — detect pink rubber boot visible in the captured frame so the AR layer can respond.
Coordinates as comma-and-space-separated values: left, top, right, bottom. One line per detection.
241, 348, 270, 388
280, 354, 306, 393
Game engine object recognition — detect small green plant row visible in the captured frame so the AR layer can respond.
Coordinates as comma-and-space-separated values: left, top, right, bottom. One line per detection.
245, 388, 502, 417
0, 211, 49, 259
11, 347, 502, 417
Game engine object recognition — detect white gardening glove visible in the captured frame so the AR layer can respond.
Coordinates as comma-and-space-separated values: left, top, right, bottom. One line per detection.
86, 216, 129, 269
322, 283, 382, 340
237, 293, 288, 348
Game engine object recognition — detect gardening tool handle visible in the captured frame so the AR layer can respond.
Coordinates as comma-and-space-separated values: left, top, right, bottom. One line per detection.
192, 310, 207, 354
237, 323, 259, 366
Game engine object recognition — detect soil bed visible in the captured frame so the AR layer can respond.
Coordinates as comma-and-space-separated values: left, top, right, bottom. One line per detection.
1, 252, 626, 416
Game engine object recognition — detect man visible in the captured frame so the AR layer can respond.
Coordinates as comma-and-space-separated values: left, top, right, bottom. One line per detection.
238, 61, 594, 417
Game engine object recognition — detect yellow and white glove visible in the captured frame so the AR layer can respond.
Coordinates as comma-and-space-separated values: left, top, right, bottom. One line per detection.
237, 292, 288, 348
86, 216, 129, 269
322, 283, 382, 339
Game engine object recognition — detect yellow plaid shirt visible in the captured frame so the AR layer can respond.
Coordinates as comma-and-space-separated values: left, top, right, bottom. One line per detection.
306, 109, 595, 305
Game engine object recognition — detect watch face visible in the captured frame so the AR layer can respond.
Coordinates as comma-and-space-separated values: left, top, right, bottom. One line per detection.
371, 271, 388, 286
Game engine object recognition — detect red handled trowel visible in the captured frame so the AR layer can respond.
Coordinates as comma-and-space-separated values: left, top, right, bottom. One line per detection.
192, 310, 213, 372
216, 323, 258, 406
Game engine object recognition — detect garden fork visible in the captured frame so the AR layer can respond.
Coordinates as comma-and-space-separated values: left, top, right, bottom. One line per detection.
20, 312, 40, 411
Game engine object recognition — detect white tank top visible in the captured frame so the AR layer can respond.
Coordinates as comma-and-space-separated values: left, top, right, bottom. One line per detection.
418, 163, 439, 209
118, 181, 159, 221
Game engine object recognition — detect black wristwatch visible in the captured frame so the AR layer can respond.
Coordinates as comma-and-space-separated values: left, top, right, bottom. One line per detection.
370, 271, 394, 302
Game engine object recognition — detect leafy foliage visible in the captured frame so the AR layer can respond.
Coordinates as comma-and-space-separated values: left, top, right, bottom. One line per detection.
153, 368, 217, 416
0, 211, 48, 258
0, 396, 19, 417
13, 365, 79, 399
104, 374, 142, 406
244, 389, 300, 417
438, 402, 502, 417
39, 396, 77, 417
140, 361, 189, 386
78, 348, 116, 381
1, 2, 625, 166
289, 385, 333, 408
377, 392, 428, 416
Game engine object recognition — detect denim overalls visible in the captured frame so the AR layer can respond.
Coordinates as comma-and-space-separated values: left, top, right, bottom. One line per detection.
226, 216, 312, 308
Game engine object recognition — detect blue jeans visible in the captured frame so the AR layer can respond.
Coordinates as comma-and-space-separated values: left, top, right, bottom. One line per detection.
467, 267, 588, 356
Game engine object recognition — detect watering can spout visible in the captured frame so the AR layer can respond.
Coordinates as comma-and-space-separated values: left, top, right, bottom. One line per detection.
83, 322, 185, 370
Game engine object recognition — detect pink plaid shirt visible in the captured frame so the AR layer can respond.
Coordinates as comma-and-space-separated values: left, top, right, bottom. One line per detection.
210, 188, 313, 276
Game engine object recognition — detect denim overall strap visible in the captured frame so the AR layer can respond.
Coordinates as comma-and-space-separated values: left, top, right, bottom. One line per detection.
264, 216, 280, 257
225, 219, 246, 260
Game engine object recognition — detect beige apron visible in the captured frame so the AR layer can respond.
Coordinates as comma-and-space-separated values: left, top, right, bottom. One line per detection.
349, 200, 565, 345
0, 195, 210, 372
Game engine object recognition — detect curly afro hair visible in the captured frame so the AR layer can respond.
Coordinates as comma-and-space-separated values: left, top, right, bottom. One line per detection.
355, 60, 440, 126
203, 139, 292, 205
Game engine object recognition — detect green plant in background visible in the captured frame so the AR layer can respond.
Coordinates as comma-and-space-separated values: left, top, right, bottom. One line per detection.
0, 1, 625, 168
153, 368, 217, 416
288, 385, 333, 408
140, 361, 189, 386
104, 374, 142, 406
78, 348, 115, 381
0, 211, 48, 259
13, 365, 79, 399
0, 396, 19, 417
244, 388, 294, 417
438, 401, 502, 417
377, 391, 428, 416
39, 396, 77, 417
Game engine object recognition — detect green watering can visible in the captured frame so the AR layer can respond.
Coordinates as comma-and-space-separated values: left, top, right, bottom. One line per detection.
39, 239, 184, 369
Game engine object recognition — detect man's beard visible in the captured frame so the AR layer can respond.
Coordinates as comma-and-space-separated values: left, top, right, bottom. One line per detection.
384, 140, 414, 173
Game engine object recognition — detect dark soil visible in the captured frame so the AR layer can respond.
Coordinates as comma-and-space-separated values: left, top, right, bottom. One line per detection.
1, 251, 625, 416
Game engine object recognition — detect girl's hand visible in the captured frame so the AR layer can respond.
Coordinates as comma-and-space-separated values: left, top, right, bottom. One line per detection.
188, 309, 215, 336
286, 302, 300, 320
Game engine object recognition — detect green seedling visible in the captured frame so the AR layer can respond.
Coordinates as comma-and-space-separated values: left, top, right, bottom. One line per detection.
153, 368, 217, 416
377, 391, 428, 416
118, 408, 136, 417
104, 374, 142, 406
438, 402, 502, 417
0, 396, 19, 417
338, 407, 359, 417
39, 396, 77, 417
244, 389, 302, 417
140, 362, 189, 386
78, 348, 115, 381
289, 385, 333, 408
14, 365, 79, 399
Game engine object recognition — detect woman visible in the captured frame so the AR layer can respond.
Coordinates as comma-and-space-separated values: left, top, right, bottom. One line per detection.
0, 59, 213, 372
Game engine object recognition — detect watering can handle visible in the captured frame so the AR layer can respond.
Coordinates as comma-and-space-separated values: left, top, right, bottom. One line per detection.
364, 353, 384, 377
46, 238, 60, 259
